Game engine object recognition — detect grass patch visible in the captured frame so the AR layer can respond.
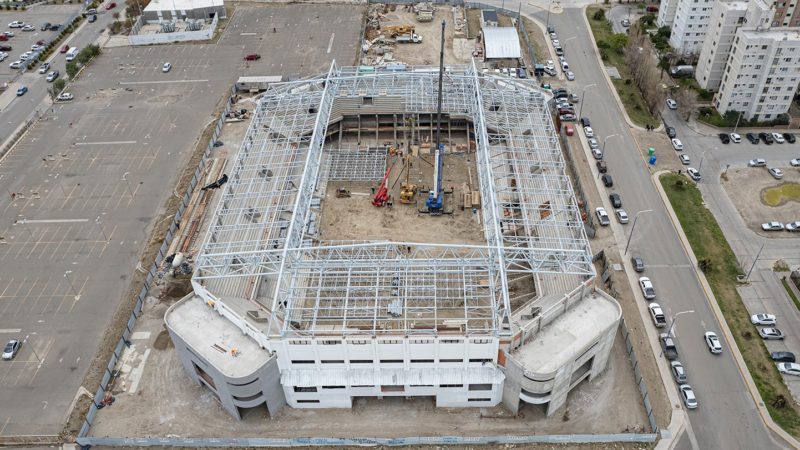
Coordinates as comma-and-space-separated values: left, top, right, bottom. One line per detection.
466, 8, 481, 39
521, 17, 545, 63
762, 183, 800, 206
586, 7, 658, 128
782, 277, 800, 312
697, 106, 790, 128
661, 173, 800, 436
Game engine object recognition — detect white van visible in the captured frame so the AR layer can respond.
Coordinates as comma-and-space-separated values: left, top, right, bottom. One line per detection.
65, 47, 78, 61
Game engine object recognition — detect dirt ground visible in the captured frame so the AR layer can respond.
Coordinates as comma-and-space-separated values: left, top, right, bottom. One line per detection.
631, 127, 682, 172
721, 166, 800, 237
89, 297, 649, 439
319, 152, 485, 245
366, 5, 473, 66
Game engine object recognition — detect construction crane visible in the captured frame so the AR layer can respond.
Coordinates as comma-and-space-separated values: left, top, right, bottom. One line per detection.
372, 164, 393, 207
425, 20, 446, 215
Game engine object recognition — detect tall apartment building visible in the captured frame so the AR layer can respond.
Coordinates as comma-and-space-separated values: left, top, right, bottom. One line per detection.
714, 27, 800, 120
669, 0, 714, 54
696, 1, 748, 90
658, 0, 681, 27
772, 0, 800, 26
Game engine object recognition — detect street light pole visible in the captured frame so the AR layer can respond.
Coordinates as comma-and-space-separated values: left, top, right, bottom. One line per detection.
578, 83, 597, 118
602, 133, 620, 154
745, 243, 766, 280
122, 172, 135, 198
23, 334, 42, 363
17, 215, 34, 240
667, 310, 695, 338
563, 36, 576, 58
698, 150, 708, 172
624, 209, 654, 255
733, 111, 743, 133
546, 0, 553, 29
96, 215, 109, 241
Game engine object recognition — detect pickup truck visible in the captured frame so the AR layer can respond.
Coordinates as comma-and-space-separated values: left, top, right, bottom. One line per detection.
660, 333, 678, 360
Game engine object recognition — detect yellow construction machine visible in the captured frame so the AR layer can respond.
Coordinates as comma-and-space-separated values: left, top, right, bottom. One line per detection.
382, 25, 415, 37
399, 154, 417, 204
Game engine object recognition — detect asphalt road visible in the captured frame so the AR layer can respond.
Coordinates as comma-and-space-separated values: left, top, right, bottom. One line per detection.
498, 5, 792, 449
665, 109, 800, 403
0, 4, 115, 147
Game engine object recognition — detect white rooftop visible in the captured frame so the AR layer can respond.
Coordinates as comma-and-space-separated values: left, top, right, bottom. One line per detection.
483, 27, 522, 59
145, 0, 220, 12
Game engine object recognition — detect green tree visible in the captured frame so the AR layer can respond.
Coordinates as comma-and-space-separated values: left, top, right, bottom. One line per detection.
609, 33, 629, 54
53, 78, 66, 93
66, 61, 78, 78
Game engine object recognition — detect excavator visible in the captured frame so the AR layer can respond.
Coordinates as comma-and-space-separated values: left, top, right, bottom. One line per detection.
399, 154, 417, 204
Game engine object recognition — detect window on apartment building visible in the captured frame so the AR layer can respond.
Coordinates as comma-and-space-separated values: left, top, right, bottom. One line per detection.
767, 78, 773, 84
293, 386, 317, 392
749, 84, 756, 88
763, 45, 769, 50
692, 7, 696, 11
297, 400, 320, 404
786, 96, 792, 101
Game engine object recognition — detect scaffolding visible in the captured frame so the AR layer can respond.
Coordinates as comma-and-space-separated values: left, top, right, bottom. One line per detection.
192, 60, 594, 339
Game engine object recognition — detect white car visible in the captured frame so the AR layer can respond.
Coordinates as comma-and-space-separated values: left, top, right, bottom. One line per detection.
777, 362, 800, 376
768, 168, 784, 179
38, 62, 50, 74
786, 221, 800, 231
687, 167, 701, 181
3, 31, 13, 37
729, 133, 741, 143
679, 384, 698, 409
46, 70, 59, 82
772, 132, 785, 143
595, 207, 610, 226
162, 62, 172, 72
761, 221, 785, 231
587, 138, 599, 149
615, 208, 629, 224
8, 21, 24, 28
584, 126, 594, 138
552, 39, 560, 47
679, 154, 690, 165
666, 98, 678, 110
671, 361, 687, 384
639, 276, 656, 300
751, 313, 777, 325
56, 92, 74, 101
748, 158, 767, 167
545, 60, 555, 70
21, 25, 34, 32
565, 70, 575, 81
0, 53, 6, 62
791, 159, 800, 167
31, 44, 42, 52
704, 331, 723, 354
8, 60, 20, 69
671, 138, 683, 151
648, 303, 666, 327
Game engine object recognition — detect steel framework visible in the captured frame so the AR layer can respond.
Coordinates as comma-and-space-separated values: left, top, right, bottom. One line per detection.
193, 60, 593, 339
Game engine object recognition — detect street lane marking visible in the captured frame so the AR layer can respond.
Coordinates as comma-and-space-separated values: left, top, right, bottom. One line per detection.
75, 141, 137, 146
22, 219, 88, 224
240, 32, 257, 36
0, 329, 21, 333
118, 79, 208, 85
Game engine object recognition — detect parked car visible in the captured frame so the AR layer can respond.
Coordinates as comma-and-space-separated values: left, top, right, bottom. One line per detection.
244, 53, 261, 61
730, 132, 741, 143
584, 126, 594, 138
791, 159, 800, 167
687, 167, 701, 181
586, 137, 598, 149
162, 62, 172, 73
0, 45, 12, 52
3, 31, 13, 37
783, 133, 796, 143
596, 160, 607, 173
768, 168, 784, 179
40, 22, 50, 31
661, 333, 678, 360
564, 123, 574, 136
49, 24, 61, 31
666, 98, 677, 110
719, 133, 730, 144
772, 352, 796, 363
559, 113, 576, 122
592, 147, 603, 160
772, 132, 785, 143
8, 21, 24, 28
759, 132, 774, 145
86, 8, 98, 15
38, 62, 49, 74
565, 70, 575, 81
648, 303, 666, 327
631, 256, 645, 272
671, 138, 683, 151
639, 277, 656, 299
679, 154, 690, 165
554, 46, 564, 56
746, 132, 760, 144
761, 221, 784, 231
777, 362, 800, 376
2, 340, 20, 360
679, 384, 698, 409
609, 193, 622, 208
106, 1, 117, 9
16, 85, 27, 96
759, 327, 785, 340
88, 15, 97, 23
21, 25, 34, 32
748, 158, 767, 167
621, 18, 631, 27
671, 361, 687, 384
666, 126, 676, 138
56, 92, 74, 101
46, 70, 59, 82
595, 207, 610, 226
580, 117, 591, 127
60, 44, 69, 53
786, 221, 800, 231
704, 331, 723, 354
8, 60, 20, 69
751, 313, 777, 325
615, 209, 629, 224
602, 173, 613, 187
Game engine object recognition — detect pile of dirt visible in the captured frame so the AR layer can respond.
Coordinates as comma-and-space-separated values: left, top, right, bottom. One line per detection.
162, 278, 192, 299
152, 329, 174, 351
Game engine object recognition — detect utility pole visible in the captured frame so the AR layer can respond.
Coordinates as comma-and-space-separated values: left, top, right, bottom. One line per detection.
624, 209, 654, 255
745, 243, 765, 280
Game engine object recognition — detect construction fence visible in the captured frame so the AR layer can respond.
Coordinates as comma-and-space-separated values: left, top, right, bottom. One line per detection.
77, 86, 237, 442
620, 317, 660, 434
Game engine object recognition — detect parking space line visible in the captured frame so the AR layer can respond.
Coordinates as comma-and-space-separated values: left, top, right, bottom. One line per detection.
75, 140, 138, 146
30, 279, 51, 313
25, 231, 46, 259
13, 278, 40, 317
42, 280, 64, 314
67, 276, 88, 314
119, 79, 209, 85
49, 225, 71, 259
1, 277, 26, 316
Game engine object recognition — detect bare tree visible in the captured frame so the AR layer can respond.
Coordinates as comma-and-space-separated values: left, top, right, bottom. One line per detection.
624, 28, 666, 117
672, 88, 696, 121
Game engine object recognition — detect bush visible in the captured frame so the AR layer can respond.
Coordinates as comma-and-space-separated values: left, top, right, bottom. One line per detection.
66, 61, 78, 78
698, 89, 713, 101
53, 78, 65, 93
593, 9, 605, 21
640, 13, 656, 27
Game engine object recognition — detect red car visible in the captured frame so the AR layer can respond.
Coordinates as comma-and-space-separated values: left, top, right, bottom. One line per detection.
564, 123, 574, 136
36, 39, 45, 46
244, 53, 261, 61
106, 2, 116, 9
60, 44, 69, 53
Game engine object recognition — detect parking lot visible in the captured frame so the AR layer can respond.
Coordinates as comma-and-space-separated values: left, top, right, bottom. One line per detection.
0, 4, 82, 79
0, 3, 364, 437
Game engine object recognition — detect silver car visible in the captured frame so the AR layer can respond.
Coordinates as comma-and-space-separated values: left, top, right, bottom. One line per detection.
680, 384, 697, 409
671, 361, 687, 384
768, 168, 784, 179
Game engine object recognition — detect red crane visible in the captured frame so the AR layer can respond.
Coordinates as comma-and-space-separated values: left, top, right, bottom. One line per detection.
372, 165, 393, 207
